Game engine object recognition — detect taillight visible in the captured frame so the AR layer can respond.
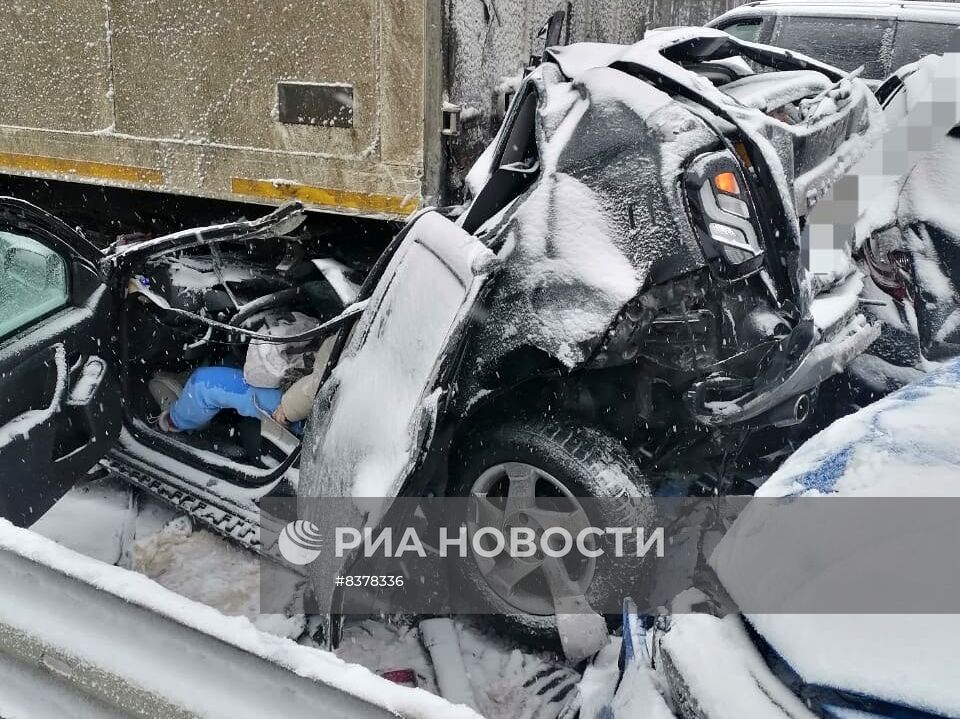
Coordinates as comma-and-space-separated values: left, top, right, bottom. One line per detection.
685, 151, 765, 279
861, 235, 914, 303
713, 171, 740, 196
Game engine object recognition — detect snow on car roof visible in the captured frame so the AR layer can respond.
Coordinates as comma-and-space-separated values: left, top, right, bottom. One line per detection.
718, 70, 832, 110
546, 27, 748, 86
545, 27, 845, 116
715, 0, 960, 22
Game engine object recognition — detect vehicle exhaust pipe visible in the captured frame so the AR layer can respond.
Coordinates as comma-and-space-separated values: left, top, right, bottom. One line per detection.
767, 393, 811, 428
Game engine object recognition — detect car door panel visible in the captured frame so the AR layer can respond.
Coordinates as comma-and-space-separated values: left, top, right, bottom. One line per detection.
297, 211, 501, 625
51, 279, 121, 469
0, 342, 68, 524
0, 199, 308, 523
0, 200, 120, 526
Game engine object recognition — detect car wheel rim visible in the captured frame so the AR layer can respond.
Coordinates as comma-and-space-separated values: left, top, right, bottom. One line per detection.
466, 462, 597, 616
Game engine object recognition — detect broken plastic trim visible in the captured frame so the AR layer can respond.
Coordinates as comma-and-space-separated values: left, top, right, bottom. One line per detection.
104, 201, 307, 267
859, 228, 915, 304
688, 314, 880, 426
590, 273, 716, 371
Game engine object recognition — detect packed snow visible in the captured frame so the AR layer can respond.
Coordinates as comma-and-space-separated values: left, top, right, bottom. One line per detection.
29, 476, 581, 719
17, 477, 483, 718
719, 70, 832, 111
498, 171, 641, 367
758, 358, 960, 497
33, 477, 306, 633
808, 272, 863, 332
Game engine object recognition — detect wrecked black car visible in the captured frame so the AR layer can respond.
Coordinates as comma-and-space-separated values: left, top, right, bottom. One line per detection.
451, 30, 882, 458
302, 29, 883, 646
0, 29, 882, 651
439, 30, 884, 493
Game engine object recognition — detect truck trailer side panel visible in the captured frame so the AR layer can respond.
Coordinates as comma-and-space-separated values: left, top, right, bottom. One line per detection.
0, 0, 429, 219
0, 1, 709, 220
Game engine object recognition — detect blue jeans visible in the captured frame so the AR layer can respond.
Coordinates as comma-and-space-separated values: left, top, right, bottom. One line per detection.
168, 367, 282, 431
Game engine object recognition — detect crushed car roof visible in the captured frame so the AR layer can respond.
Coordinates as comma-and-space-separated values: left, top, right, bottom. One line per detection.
544, 27, 844, 84
544, 29, 883, 217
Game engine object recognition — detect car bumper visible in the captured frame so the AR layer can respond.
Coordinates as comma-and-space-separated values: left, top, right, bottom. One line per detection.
660, 614, 817, 719
690, 311, 880, 427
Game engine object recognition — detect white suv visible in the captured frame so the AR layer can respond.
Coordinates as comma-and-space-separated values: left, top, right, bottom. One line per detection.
709, 0, 960, 80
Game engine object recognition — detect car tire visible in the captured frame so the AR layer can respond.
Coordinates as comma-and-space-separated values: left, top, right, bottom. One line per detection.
450, 418, 654, 649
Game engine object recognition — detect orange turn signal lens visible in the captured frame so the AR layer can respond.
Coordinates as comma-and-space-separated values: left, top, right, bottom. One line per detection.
713, 172, 740, 196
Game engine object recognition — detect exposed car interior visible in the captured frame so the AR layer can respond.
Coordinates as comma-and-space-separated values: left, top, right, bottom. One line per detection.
121, 226, 365, 471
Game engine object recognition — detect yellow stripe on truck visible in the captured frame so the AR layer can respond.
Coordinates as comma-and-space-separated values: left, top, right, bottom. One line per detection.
0, 151, 164, 185
231, 177, 420, 217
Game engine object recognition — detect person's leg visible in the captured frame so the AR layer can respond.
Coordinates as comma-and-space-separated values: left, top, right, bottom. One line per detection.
168, 367, 282, 431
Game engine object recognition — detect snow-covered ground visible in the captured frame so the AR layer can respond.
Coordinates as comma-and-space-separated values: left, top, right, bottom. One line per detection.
32, 476, 578, 719
33, 477, 305, 636
25, 368, 960, 719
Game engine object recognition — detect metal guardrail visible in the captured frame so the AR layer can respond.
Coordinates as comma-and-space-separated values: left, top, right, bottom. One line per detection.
0, 539, 427, 718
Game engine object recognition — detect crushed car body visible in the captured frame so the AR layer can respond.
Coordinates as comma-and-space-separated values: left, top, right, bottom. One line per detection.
852, 54, 960, 393
0, 28, 890, 655
452, 29, 881, 454
301, 30, 887, 646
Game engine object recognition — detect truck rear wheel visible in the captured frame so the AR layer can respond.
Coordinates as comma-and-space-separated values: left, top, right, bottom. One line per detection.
450, 418, 653, 648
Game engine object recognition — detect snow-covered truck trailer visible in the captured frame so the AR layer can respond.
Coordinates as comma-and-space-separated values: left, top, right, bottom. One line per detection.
0, 1, 644, 226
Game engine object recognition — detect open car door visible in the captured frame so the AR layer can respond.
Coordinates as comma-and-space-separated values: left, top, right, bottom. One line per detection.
0, 199, 121, 526
296, 210, 500, 628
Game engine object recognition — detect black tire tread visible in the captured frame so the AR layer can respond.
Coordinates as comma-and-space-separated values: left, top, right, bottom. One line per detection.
451, 417, 652, 649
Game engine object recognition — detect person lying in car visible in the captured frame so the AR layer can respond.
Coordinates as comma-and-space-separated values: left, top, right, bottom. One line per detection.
150, 312, 336, 434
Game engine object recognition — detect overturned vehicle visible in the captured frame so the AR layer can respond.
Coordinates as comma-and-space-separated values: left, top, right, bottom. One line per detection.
0, 29, 881, 650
